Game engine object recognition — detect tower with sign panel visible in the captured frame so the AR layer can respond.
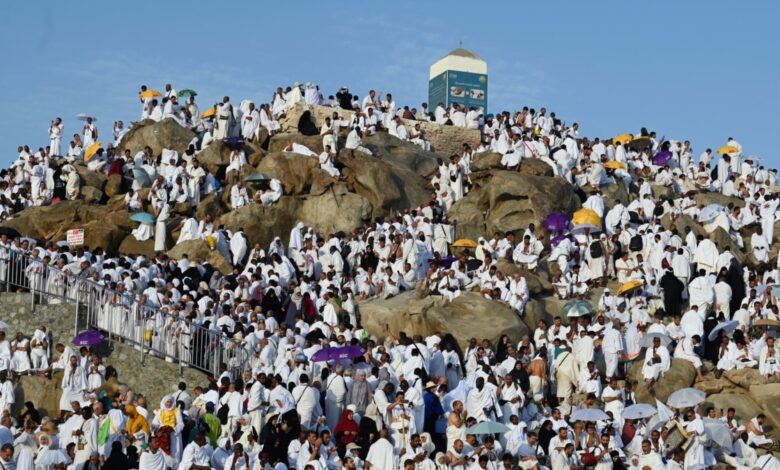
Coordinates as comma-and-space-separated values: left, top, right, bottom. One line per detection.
428, 48, 488, 114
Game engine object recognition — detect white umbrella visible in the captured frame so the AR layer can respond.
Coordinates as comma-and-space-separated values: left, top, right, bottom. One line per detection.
667, 388, 706, 408
0, 321, 7, 329
698, 204, 724, 223
708, 320, 740, 341
75, 113, 97, 122
703, 418, 733, 448
639, 332, 672, 349
571, 408, 609, 422
623, 403, 657, 420
571, 224, 600, 233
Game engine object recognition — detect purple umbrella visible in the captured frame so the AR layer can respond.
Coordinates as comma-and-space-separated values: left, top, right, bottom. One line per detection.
551, 234, 570, 246
439, 255, 457, 269
224, 136, 245, 147
311, 345, 365, 363
652, 151, 672, 166
542, 213, 570, 232
73, 330, 105, 347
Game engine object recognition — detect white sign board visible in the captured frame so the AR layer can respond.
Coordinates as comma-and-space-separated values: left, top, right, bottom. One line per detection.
66, 229, 85, 246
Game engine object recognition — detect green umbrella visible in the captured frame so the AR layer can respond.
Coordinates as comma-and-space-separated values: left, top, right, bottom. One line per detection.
561, 299, 593, 319
466, 421, 510, 435
177, 88, 198, 98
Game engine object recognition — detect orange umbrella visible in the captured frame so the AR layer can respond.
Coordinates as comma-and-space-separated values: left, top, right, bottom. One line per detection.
617, 279, 643, 296
572, 208, 600, 227
613, 133, 633, 145
139, 90, 162, 99
200, 107, 216, 119
604, 161, 627, 170
451, 239, 478, 248
84, 142, 103, 162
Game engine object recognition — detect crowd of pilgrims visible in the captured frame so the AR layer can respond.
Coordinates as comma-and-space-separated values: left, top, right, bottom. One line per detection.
0, 81, 778, 470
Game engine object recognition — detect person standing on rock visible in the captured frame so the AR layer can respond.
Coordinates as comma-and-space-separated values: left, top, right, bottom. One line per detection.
152, 190, 170, 252
215, 97, 233, 140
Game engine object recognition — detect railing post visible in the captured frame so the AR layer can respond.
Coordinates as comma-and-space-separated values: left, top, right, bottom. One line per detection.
74, 288, 80, 337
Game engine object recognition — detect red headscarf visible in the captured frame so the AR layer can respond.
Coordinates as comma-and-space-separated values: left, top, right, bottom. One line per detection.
332, 409, 359, 445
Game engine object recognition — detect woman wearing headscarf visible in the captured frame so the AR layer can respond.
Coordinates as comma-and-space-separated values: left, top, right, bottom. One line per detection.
102, 441, 129, 470
538, 420, 556, 457
333, 408, 360, 456
346, 369, 371, 415
357, 404, 382, 460
152, 395, 184, 462
125, 404, 150, 448
259, 413, 283, 464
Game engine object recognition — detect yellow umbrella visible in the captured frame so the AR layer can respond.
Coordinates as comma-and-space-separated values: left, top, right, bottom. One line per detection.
717, 145, 739, 155
613, 133, 633, 145
451, 239, 478, 248
201, 107, 216, 119
604, 161, 627, 170
572, 208, 601, 227
617, 279, 643, 296
84, 142, 103, 162
139, 90, 162, 99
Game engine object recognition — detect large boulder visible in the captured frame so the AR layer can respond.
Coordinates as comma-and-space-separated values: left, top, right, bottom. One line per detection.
280, 104, 480, 157
693, 192, 745, 209
449, 171, 581, 241
105, 174, 126, 197
702, 392, 762, 422
723, 368, 767, 389
14, 373, 62, 417
116, 118, 196, 157
495, 259, 552, 296
708, 227, 746, 265
268, 133, 328, 154
217, 189, 372, 248
359, 291, 529, 349
75, 164, 106, 192
197, 141, 264, 176
194, 193, 229, 220
254, 152, 326, 196
81, 186, 104, 203
749, 383, 780, 432
660, 213, 706, 239
628, 358, 696, 404
470, 153, 553, 177
118, 235, 157, 258
0, 202, 132, 253
167, 239, 233, 274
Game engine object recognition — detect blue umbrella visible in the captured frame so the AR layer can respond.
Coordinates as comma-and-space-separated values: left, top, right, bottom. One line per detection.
311, 345, 365, 363
708, 320, 740, 341
623, 403, 657, 420
542, 213, 569, 232
129, 212, 155, 225
73, 330, 105, 347
466, 421, 510, 435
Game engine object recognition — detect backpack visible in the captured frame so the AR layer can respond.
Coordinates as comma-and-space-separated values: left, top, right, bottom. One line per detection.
629, 235, 643, 252
589, 241, 603, 258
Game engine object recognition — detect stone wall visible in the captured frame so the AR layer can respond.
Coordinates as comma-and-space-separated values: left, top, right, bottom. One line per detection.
280, 104, 481, 158
0, 292, 207, 418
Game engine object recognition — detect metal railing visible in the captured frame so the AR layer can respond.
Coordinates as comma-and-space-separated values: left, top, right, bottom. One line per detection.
0, 251, 250, 379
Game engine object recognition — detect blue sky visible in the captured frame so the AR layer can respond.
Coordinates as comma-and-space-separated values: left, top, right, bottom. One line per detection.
2, 1, 778, 167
